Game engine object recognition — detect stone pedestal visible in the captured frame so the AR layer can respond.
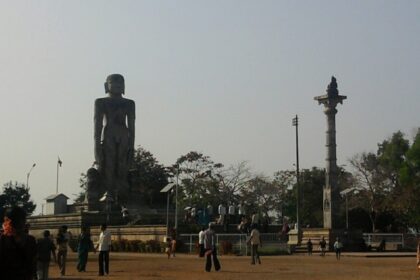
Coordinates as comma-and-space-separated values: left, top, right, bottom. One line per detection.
314, 77, 346, 230
287, 228, 302, 246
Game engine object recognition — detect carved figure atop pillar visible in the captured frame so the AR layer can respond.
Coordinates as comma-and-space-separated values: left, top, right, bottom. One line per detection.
94, 74, 136, 203
314, 76, 347, 229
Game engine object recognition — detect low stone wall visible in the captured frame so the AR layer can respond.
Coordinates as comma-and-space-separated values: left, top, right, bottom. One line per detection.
27, 213, 166, 242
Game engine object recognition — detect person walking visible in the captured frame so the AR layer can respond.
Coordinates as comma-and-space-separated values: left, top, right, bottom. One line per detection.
57, 225, 71, 276
0, 206, 37, 280
334, 237, 343, 260
319, 236, 327, 257
121, 205, 130, 224
307, 238, 313, 256
95, 224, 112, 276
170, 228, 177, 257
204, 222, 221, 272
36, 230, 57, 280
198, 226, 206, 257
77, 226, 93, 272
417, 238, 420, 270
249, 224, 262, 265
165, 237, 172, 259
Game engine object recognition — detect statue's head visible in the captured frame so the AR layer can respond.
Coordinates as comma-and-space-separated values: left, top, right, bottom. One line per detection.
105, 74, 125, 95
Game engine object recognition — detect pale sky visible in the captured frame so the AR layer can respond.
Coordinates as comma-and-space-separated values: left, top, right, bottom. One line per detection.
1, 1, 419, 214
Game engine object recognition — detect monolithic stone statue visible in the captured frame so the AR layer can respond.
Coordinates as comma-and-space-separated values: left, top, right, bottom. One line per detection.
94, 74, 135, 201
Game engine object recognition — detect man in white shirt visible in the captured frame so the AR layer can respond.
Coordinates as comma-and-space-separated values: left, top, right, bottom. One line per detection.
207, 204, 213, 220
228, 204, 235, 224
238, 203, 245, 217
95, 224, 112, 276
204, 223, 221, 272
198, 227, 206, 257
249, 224, 262, 265
217, 204, 226, 224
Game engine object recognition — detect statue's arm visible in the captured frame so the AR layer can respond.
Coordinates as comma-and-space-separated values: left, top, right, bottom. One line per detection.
94, 99, 104, 163
127, 100, 136, 163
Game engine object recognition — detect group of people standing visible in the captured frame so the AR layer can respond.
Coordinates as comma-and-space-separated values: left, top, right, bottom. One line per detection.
53, 223, 112, 277
197, 221, 263, 272
306, 236, 343, 259
0, 206, 113, 280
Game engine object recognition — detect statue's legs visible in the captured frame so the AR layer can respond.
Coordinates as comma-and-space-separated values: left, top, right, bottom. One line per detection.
116, 135, 130, 201
102, 134, 130, 203
102, 139, 117, 194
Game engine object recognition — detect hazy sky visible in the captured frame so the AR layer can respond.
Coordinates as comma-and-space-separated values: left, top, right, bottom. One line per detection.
1, 1, 419, 213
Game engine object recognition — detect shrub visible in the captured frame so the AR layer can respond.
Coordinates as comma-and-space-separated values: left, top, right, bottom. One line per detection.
139, 241, 146, 252
146, 239, 160, 253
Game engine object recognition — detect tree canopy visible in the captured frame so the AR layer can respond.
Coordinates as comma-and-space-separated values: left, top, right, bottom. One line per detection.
0, 181, 36, 216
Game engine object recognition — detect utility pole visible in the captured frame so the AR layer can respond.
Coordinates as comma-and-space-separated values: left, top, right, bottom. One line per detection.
292, 115, 300, 230
174, 164, 179, 230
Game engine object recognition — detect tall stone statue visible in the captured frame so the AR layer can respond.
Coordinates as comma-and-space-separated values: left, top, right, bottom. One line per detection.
94, 74, 135, 202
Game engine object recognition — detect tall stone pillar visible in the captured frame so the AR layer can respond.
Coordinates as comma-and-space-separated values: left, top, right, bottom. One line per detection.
314, 77, 346, 229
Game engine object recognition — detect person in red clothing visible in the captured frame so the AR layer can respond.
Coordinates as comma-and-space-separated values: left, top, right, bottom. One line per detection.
0, 206, 37, 280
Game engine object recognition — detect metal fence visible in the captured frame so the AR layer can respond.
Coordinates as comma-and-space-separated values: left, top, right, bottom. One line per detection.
179, 233, 287, 255
362, 233, 404, 247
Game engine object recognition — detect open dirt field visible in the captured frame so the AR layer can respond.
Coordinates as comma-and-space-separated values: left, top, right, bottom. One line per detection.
48, 252, 420, 280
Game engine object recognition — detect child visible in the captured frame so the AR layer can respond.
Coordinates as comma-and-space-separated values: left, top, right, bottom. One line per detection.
334, 237, 343, 260
307, 238, 313, 256
416, 239, 420, 270
165, 237, 172, 259
319, 236, 327, 257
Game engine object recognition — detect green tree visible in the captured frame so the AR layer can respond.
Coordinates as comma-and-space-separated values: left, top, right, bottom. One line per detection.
129, 146, 170, 206
241, 174, 290, 223
377, 131, 410, 198
174, 151, 223, 208
74, 172, 88, 203
0, 181, 36, 215
349, 153, 389, 232
271, 170, 295, 223
213, 161, 251, 206
76, 146, 170, 207
396, 130, 420, 230
299, 167, 325, 228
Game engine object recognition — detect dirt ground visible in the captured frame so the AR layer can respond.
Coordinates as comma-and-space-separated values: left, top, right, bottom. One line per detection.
48, 252, 420, 280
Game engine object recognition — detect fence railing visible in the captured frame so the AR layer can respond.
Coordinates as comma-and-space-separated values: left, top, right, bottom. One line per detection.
178, 233, 287, 255
362, 233, 404, 247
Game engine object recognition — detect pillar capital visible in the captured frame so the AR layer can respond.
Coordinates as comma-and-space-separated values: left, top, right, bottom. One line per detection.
314, 76, 347, 109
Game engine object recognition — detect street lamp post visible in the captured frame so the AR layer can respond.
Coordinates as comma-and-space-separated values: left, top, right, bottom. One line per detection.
340, 187, 358, 230
160, 182, 175, 238
26, 163, 36, 188
174, 165, 179, 230
345, 194, 349, 230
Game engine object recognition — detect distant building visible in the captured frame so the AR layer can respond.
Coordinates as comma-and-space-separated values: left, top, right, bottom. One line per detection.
45, 193, 69, 215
